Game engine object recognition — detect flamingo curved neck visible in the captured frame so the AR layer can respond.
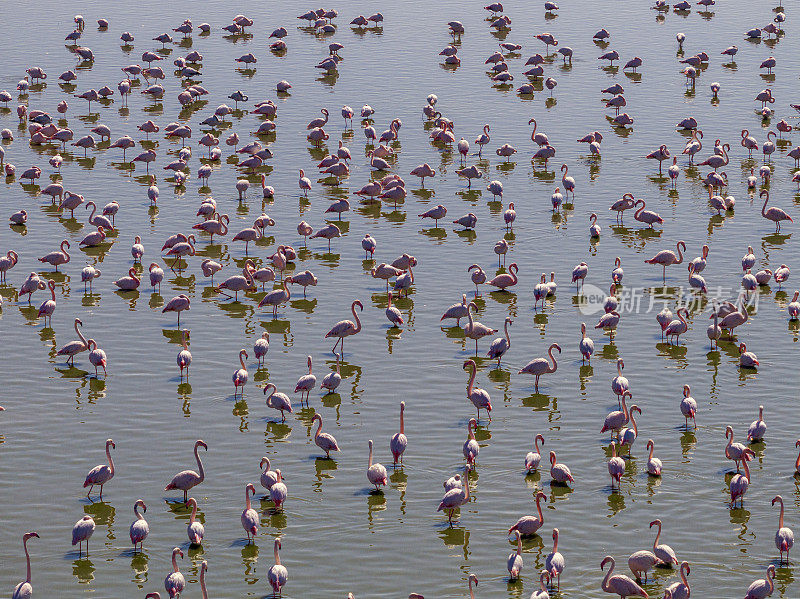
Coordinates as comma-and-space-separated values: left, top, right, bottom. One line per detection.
106, 444, 114, 475
601, 559, 615, 591
24, 538, 32, 583
653, 522, 661, 549
548, 347, 558, 373
194, 446, 205, 483
351, 303, 362, 333
399, 405, 405, 434
466, 363, 476, 395
274, 542, 281, 565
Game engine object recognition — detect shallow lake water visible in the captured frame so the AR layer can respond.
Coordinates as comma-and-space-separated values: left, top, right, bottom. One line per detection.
0, 0, 799, 597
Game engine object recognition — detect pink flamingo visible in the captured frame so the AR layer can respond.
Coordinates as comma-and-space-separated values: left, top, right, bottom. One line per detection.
241, 483, 259, 542
114, 267, 141, 291
165, 439, 207, 502
162, 294, 190, 325
312, 413, 340, 458
325, 299, 363, 353
437, 464, 470, 524
744, 565, 776, 599
599, 556, 647, 598
264, 383, 292, 422
164, 547, 185, 598
772, 495, 794, 563
665, 562, 690, 599
645, 440, 662, 476
664, 308, 689, 344
87, 339, 107, 377
186, 497, 204, 545
633, 200, 663, 229
468, 265, 487, 296
390, 401, 408, 465
487, 317, 512, 365
607, 441, 625, 488
463, 302, 497, 354
37, 279, 57, 326
649, 519, 678, 566
464, 359, 492, 420
761, 190, 792, 232
488, 263, 518, 291
509, 490, 547, 536
12, 531, 39, 599
259, 277, 292, 316
57, 318, 89, 365
525, 434, 545, 472
177, 329, 191, 377
546, 528, 565, 589
83, 438, 115, 498
550, 450, 574, 485
294, 355, 316, 405
129, 500, 149, 552
232, 349, 249, 396
38, 240, 70, 271
72, 515, 95, 557
602, 390, 631, 439
507, 529, 523, 580
267, 538, 288, 595
645, 241, 685, 282
730, 453, 752, 506
679, 385, 697, 429
270, 469, 287, 509
519, 343, 561, 392
463, 417, 480, 464
367, 439, 388, 490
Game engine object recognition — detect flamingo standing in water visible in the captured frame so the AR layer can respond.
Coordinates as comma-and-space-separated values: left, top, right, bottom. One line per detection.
177, 329, 192, 377
545, 528, 565, 589
463, 302, 497, 354
164, 547, 185, 598
390, 401, 408, 465
325, 300, 363, 354
264, 383, 293, 421
509, 490, 547, 536
645, 241, 685, 282
312, 413, 340, 458
241, 483, 259, 542
72, 515, 95, 557
748, 406, 766, 442
294, 355, 316, 405
232, 349, 249, 396
129, 500, 149, 552
366, 439, 388, 490
463, 417, 480, 465
463, 359, 492, 420
183, 510, 205, 557
165, 440, 207, 503
649, 519, 678, 566
550, 451, 574, 485
744, 565, 776, 599
645, 440, 662, 476
599, 555, 647, 598
83, 438, 115, 499
437, 464, 470, 524
321, 351, 342, 394
468, 264, 487, 296
267, 538, 289, 595
760, 190, 793, 232
37, 280, 57, 326
57, 318, 89, 365
12, 531, 39, 599
525, 434, 545, 472
772, 495, 794, 563
487, 317, 512, 365
519, 343, 561, 391
680, 385, 697, 429
507, 529, 524, 580
730, 452, 752, 506
665, 562, 691, 599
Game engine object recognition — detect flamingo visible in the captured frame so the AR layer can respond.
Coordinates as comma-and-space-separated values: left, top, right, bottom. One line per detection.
611, 358, 629, 401
57, 318, 89, 365
487, 317, 512, 365
232, 349, 248, 396
385, 291, 404, 326
367, 439, 388, 490
627, 545, 660, 582
730, 452, 752, 506
475, 124, 491, 156
488, 263, 518, 291
645, 241, 685, 282
463, 359, 492, 420
550, 451, 574, 485
664, 308, 689, 345
561, 164, 575, 200
648, 520, 678, 566
241, 483, 259, 542
619, 405, 641, 453
38, 240, 70, 271
519, 343, 561, 392
321, 351, 342, 394
509, 490, 547, 536
294, 355, 316, 405
441, 294, 470, 326
149, 263, 164, 292
259, 277, 293, 316
11, 531, 39, 599
162, 294, 190, 325
525, 434, 546, 472
164, 547, 185, 598
463, 417, 480, 464
254, 332, 270, 366
165, 440, 207, 502
175, 329, 192, 378
610, 193, 636, 223
602, 391, 632, 439
739, 343, 759, 368
72, 515, 95, 557
665, 562, 691, 599
390, 401, 408, 465
507, 529, 523, 580
679, 385, 697, 429
608, 441, 626, 487
463, 302, 497, 354
760, 190, 792, 232
129, 500, 149, 552
599, 556, 647, 598
83, 438, 115, 498
572, 262, 588, 290
267, 539, 288, 595
645, 440, 662, 476
325, 299, 363, 353
744, 565, 776, 599
437, 464, 470, 524
633, 200, 663, 229
259, 457, 279, 491
468, 265, 487, 297
263, 383, 292, 422
772, 495, 794, 563
312, 413, 340, 458
270, 469, 288, 509
37, 280, 56, 326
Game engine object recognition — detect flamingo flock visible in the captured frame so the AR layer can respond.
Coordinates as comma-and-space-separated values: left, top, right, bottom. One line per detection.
1, 2, 799, 598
